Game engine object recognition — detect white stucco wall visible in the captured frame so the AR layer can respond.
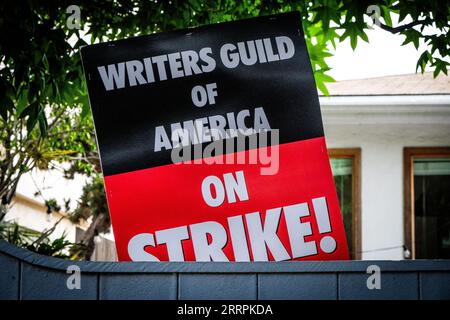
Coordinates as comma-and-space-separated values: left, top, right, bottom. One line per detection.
16, 166, 88, 212
3, 167, 89, 243
4, 167, 114, 244
321, 95, 450, 260
6, 195, 80, 242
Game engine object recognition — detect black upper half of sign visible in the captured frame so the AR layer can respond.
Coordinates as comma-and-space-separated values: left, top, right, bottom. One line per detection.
81, 12, 324, 177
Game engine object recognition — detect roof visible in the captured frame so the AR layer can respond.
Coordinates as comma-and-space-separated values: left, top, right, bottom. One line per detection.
320, 72, 450, 96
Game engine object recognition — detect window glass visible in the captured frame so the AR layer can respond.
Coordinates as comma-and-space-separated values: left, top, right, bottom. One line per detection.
330, 158, 353, 257
414, 158, 450, 259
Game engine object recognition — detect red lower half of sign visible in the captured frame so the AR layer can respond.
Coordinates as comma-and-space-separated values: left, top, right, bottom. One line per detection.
104, 136, 349, 261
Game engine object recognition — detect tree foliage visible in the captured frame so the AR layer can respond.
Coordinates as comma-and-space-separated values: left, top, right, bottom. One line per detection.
1, 0, 449, 138
0, 1, 449, 258
0, 220, 81, 259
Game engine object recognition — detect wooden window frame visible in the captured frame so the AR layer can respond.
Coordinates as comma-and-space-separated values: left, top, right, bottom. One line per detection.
328, 148, 362, 260
403, 147, 450, 259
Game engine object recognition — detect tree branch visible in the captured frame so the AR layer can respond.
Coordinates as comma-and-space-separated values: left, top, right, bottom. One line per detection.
378, 17, 434, 34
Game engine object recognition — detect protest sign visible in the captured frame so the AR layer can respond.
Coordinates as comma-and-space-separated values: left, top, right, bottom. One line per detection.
81, 12, 349, 261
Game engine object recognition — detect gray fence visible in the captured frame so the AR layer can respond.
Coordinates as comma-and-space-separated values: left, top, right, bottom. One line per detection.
1, 240, 450, 300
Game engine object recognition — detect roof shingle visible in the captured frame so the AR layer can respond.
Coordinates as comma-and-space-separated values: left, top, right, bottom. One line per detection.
319, 72, 450, 96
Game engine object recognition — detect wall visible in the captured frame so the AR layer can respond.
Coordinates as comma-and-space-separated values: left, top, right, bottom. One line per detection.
6, 194, 80, 242
4, 168, 114, 246
1, 240, 449, 300
321, 95, 450, 260
4, 166, 90, 243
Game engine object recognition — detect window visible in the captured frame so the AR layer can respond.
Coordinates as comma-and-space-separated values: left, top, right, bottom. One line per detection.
329, 148, 361, 259
404, 148, 450, 259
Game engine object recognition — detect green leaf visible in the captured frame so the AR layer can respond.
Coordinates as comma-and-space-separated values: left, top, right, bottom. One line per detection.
42, 54, 50, 71
359, 30, 369, 43
433, 58, 450, 78
20, 102, 41, 134
0, 94, 14, 121
16, 88, 29, 116
402, 29, 421, 49
314, 70, 335, 95
38, 112, 48, 137
398, 10, 409, 23
340, 24, 368, 50
416, 51, 431, 73
381, 6, 393, 27
34, 51, 43, 65
80, 99, 91, 118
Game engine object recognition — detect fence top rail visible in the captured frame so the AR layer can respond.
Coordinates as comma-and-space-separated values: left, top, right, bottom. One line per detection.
2, 240, 450, 274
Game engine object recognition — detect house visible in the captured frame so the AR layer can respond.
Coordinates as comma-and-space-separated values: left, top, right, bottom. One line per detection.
321, 72, 450, 260
5, 169, 117, 261
4, 72, 450, 261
